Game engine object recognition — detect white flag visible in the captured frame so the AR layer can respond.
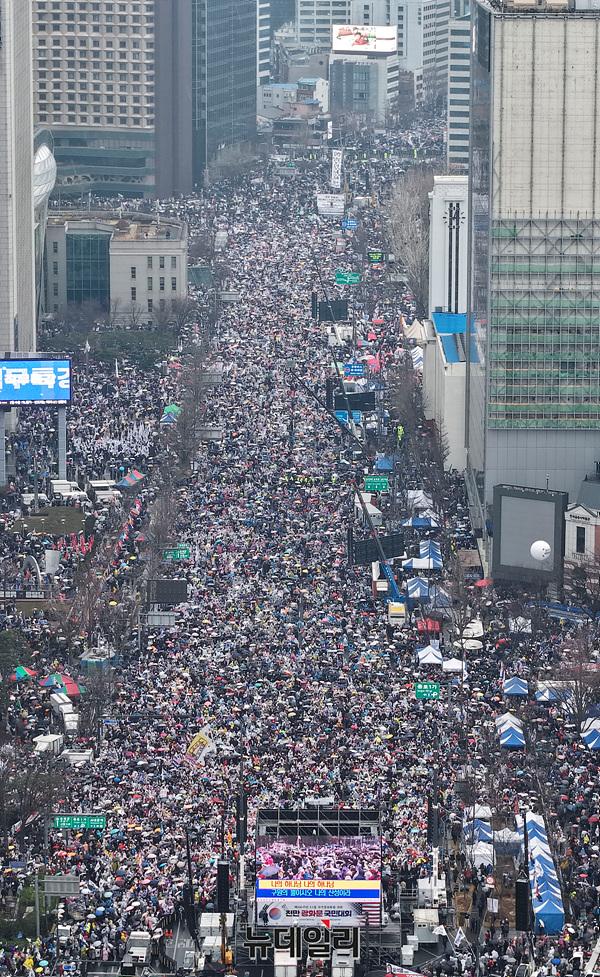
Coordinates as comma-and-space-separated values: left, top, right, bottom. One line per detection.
454, 927, 467, 948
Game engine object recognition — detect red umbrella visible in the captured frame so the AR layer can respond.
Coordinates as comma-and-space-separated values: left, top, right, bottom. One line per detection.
474, 578, 494, 588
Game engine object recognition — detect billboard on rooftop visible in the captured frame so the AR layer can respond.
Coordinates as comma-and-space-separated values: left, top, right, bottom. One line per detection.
332, 25, 397, 54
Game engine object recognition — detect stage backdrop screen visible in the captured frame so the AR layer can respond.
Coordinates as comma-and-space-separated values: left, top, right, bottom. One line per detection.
0, 359, 71, 404
255, 834, 381, 927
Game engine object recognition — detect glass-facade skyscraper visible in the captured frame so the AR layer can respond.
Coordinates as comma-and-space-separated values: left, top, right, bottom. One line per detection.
191, 0, 257, 181
466, 0, 600, 535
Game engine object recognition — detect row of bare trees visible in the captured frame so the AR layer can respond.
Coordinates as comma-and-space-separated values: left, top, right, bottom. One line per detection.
386, 166, 440, 320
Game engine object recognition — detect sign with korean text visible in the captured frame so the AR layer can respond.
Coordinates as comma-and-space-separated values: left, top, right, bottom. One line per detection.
335, 271, 361, 285
0, 359, 71, 404
415, 682, 441, 700
162, 546, 191, 561
364, 476, 389, 492
52, 813, 106, 831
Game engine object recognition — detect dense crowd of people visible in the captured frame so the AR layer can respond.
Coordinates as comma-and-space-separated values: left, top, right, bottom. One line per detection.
0, 122, 598, 977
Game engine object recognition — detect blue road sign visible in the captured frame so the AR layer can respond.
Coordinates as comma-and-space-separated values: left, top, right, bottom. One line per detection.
342, 218, 359, 230
335, 410, 349, 424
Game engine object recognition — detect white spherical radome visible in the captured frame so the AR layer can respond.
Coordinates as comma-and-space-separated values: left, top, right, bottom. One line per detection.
530, 540, 552, 562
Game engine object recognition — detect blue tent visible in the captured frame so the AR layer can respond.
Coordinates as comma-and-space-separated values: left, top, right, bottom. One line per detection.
535, 686, 557, 703
500, 727, 525, 748
464, 819, 493, 843
401, 516, 440, 529
533, 895, 565, 935
374, 456, 394, 473
420, 540, 441, 556
503, 676, 529, 697
582, 727, 600, 750
407, 577, 430, 600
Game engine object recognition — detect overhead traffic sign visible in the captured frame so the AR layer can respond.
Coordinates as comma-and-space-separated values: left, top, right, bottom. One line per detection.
52, 813, 106, 831
44, 876, 81, 897
415, 682, 441, 700
364, 476, 389, 492
335, 270, 361, 285
162, 546, 191, 561
342, 218, 358, 230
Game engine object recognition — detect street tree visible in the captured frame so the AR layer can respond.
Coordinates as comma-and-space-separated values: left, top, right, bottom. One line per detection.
386, 167, 439, 319
547, 630, 600, 728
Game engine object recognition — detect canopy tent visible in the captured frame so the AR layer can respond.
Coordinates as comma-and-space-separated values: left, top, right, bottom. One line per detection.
402, 557, 441, 570
374, 456, 394, 473
535, 685, 558, 703
462, 619, 484, 638
160, 414, 177, 426
411, 347, 424, 371
401, 516, 440, 529
495, 711, 522, 730
117, 469, 145, 489
533, 896, 566, 935
407, 577, 430, 600
443, 657, 467, 674
464, 819, 493, 844
407, 490, 433, 512
420, 540, 441, 556
8, 665, 37, 682
499, 726, 525, 748
470, 842, 495, 869
428, 585, 452, 610
525, 812, 565, 933
582, 726, 600, 750
163, 404, 182, 416
463, 804, 492, 822
40, 673, 84, 697
417, 645, 443, 666
503, 676, 529, 697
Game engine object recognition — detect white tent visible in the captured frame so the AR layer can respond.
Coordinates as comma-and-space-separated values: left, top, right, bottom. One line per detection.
470, 842, 495, 868
443, 657, 467, 674
417, 646, 444, 665
462, 619, 484, 638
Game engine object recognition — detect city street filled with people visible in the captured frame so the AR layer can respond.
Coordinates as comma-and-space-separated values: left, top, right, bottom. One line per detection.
0, 123, 599, 977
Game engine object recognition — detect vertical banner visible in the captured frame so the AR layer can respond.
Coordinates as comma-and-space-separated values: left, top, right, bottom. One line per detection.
330, 149, 343, 189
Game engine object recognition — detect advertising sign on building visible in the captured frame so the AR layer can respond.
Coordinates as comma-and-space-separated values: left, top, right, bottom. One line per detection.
330, 149, 343, 189
332, 25, 397, 54
316, 193, 345, 217
0, 359, 71, 404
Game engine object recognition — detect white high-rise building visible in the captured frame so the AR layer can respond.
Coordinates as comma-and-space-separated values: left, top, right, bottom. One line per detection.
447, 12, 470, 171
296, 0, 352, 46
0, 0, 36, 352
258, 0, 272, 84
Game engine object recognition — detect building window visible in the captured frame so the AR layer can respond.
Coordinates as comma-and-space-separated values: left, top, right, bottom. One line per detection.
53, 261, 59, 276
131, 287, 137, 301
147, 277, 153, 291
52, 241, 58, 254
171, 277, 177, 291
159, 298, 165, 311
53, 283, 58, 297
147, 298, 153, 312
147, 255, 153, 269
171, 256, 177, 270
131, 266, 136, 279
159, 256, 165, 269
576, 525, 586, 555
159, 277, 165, 291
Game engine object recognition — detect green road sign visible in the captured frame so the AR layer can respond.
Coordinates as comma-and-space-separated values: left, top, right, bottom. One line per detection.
162, 546, 191, 561
364, 476, 389, 492
52, 813, 107, 831
335, 270, 361, 285
415, 682, 441, 701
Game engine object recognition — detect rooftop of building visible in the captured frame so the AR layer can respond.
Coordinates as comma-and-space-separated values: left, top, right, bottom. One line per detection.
296, 77, 322, 84
480, 0, 600, 15
48, 211, 187, 242
430, 312, 479, 365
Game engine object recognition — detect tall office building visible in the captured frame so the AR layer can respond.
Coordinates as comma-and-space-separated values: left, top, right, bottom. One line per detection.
271, 0, 296, 32
32, 0, 257, 199
466, 0, 600, 531
296, 0, 352, 46
192, 0, 257, 177
446, 11, 470, 171
258, 1, 272, 86
32, 0, 157, 198
349, 0, 450, 106
0, 0, 37, 352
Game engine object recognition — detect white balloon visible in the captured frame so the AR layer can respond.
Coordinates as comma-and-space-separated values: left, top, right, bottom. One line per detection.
530, 540, 551, 562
